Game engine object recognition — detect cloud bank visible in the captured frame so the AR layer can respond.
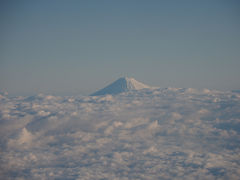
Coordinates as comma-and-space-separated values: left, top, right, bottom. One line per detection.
0, 88, 240, 179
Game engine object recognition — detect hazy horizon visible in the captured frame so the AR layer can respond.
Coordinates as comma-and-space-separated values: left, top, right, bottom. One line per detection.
1, 1, 240, 179
1, 0, 240, 96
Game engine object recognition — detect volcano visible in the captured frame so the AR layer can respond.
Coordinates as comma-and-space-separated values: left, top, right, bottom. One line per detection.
91, 77, 152, 96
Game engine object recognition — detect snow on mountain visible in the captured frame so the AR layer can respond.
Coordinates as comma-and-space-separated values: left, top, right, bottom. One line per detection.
91, 77, 153, 96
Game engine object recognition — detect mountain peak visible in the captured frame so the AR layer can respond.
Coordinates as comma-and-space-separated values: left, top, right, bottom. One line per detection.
91, 77, 151, 96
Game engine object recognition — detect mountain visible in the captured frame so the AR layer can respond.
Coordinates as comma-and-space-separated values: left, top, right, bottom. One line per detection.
91, 77, 152, 96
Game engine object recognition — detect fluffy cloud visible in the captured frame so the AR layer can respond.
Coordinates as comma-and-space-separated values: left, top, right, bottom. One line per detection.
0, 89, 240, 179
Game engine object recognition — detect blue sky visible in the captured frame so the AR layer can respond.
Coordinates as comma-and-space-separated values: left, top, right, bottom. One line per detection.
1, 0, 240, 95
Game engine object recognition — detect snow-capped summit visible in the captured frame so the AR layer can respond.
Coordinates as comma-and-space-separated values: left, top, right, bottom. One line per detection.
91, 77, 151, 96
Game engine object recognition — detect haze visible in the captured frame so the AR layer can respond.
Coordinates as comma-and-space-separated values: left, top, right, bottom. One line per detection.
1, 0, 240, 95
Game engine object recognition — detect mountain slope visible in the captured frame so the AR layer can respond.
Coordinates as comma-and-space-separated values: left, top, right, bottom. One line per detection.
91, 77, 151, 96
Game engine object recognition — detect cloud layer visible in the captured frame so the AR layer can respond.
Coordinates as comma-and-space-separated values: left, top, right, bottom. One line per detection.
0, 88, 240, 179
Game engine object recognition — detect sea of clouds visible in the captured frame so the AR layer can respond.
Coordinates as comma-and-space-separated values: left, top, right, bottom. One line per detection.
0, 88, 240, 179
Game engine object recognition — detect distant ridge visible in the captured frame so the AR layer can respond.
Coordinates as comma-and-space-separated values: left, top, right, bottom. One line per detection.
91, 77, 151, 96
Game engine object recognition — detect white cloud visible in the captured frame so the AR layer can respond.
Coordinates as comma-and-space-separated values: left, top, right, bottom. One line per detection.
0, 89, 240, 179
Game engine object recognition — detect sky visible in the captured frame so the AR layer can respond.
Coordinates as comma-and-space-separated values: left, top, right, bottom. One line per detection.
1, 0, 240, 96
